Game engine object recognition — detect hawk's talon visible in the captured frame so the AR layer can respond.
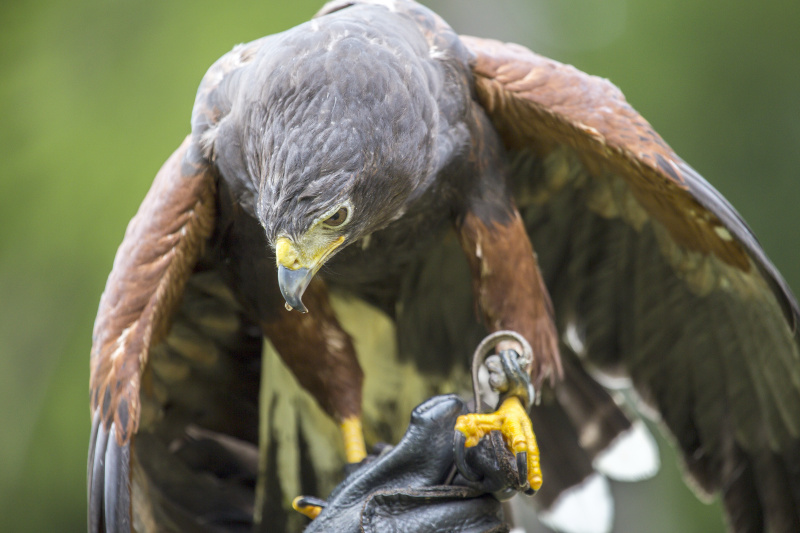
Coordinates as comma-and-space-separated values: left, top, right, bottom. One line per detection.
292, 495, 326, 520
454, 396, 543, 492
453, 430, 482, 482
516, 450, 528, 488
496, 349, 535, 409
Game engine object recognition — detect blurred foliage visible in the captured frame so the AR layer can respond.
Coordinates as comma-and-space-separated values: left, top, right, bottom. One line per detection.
0, 0, 797, 531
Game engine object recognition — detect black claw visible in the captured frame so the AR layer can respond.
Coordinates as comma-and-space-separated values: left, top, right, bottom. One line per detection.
499, 350, 533, 408
295, 496, 327, 510
516, 451, 528, 488
453, 431, 481, 482
524, 486, 537, 496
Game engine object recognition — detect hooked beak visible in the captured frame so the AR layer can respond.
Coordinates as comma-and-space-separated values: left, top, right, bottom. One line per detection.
275, 234, 345, 313
277, 266, 313, 313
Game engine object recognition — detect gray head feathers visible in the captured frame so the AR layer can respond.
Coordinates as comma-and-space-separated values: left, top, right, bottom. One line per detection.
244, 10, 443, 241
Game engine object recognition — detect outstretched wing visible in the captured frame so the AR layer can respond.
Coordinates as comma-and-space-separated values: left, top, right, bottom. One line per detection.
464, 36, 800, 532
88, 134, 217, 531
88, 39, 264, 531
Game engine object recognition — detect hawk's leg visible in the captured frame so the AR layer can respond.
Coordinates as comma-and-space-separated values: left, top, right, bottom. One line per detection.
455, 207, 561, 492
262, 278, 367, 464
457, 209, 561, 383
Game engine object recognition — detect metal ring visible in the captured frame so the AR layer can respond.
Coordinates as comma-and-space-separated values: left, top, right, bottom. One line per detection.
470, 330, 533, 413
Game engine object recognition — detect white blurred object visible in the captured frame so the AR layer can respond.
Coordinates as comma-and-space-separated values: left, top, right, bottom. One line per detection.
593, 420, 660, 482
538, 474, 614, 533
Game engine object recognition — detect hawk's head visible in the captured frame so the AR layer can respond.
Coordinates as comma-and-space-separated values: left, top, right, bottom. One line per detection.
249, 15, 445, 311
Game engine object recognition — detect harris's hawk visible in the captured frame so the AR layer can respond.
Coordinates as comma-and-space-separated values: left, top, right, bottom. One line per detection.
88, 1, 800, 531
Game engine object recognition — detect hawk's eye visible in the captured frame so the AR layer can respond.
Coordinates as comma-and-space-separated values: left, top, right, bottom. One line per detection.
324, 207, 348, 227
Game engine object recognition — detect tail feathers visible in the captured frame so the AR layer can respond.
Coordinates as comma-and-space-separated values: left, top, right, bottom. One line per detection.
556, 356, 659, 482
526, 402, 613, 533
530, 401, 596, 511
553, 357, 630, 458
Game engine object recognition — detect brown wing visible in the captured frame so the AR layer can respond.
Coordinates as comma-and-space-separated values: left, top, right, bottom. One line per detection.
89, 33, 362, 532
87, 36, 266, 530
89, 137, 216, 447
88, 25, 267, 455
88, 135, 217, 531
463, 36, 800, 532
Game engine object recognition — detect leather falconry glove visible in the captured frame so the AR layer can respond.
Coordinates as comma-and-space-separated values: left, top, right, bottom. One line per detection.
298, 394, 529, 533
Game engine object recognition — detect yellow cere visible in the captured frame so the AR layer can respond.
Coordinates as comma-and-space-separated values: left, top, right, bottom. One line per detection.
275, 237, 300, 269
275, 233, 345, 271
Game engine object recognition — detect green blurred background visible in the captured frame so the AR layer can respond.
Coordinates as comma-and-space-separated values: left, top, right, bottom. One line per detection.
1, 0, 797, 531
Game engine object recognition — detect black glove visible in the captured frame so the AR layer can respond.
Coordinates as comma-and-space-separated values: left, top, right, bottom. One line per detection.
302, 394, 527, 533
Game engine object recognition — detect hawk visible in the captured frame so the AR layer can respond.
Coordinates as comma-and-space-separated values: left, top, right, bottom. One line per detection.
88, 1, 800, 531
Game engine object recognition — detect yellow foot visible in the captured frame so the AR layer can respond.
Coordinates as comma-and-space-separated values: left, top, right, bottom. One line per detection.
454, 396, 543, 492
292, 495, 325, 519
340, 415, 367, 464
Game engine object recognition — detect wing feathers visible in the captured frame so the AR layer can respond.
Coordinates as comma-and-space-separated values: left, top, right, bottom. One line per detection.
679, 161, 799, 328
90, 137, 216, 444
89, 412, 109, 533
88, 138, 217, 531
530, 401, 595, 510
524, 167, 800, 531
466, 34, 800, 530
88, 417, 132, 533
463, 35, 751, 272
131, 271, 264, 531
103, 423, 132, 533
